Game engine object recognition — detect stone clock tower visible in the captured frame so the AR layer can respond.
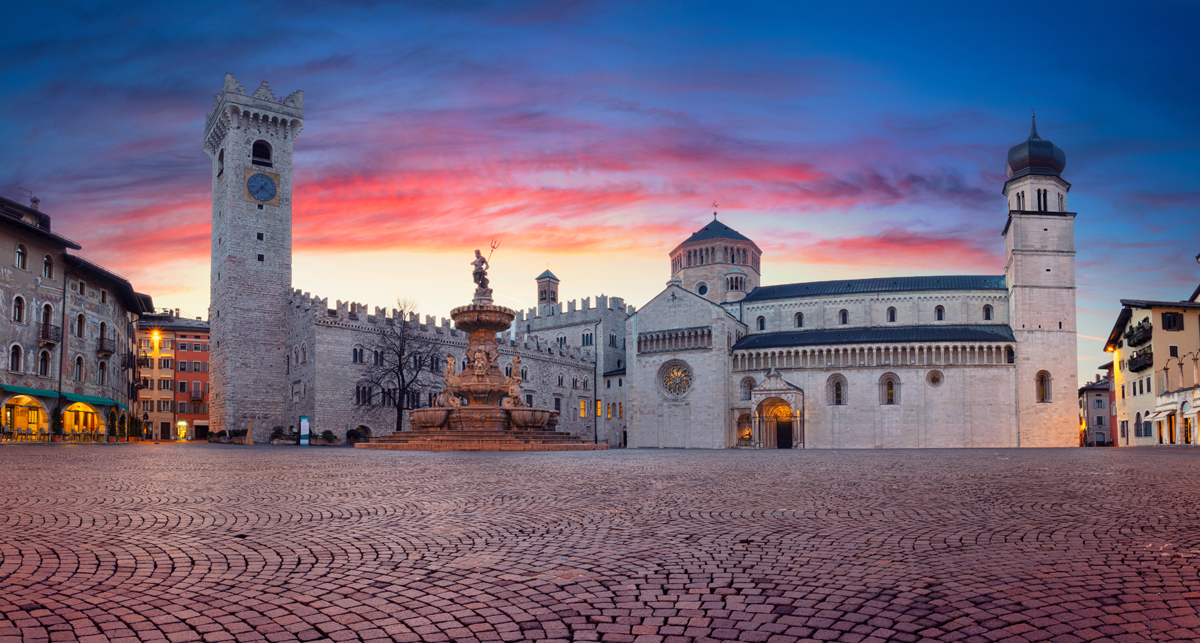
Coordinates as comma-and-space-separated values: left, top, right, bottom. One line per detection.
203, 73, 303, 441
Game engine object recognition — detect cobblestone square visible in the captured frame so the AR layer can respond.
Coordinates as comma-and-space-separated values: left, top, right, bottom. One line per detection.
2, 445, 1199, 643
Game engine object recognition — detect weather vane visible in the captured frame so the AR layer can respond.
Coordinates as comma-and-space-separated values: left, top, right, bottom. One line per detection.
713, 201, 719, 219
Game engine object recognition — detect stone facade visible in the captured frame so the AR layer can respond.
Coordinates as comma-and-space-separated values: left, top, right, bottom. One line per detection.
0, 196, 151, 439
283, 292, 597, 440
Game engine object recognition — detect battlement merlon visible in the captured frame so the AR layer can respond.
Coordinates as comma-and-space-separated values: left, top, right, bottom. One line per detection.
204, 73, 304, 154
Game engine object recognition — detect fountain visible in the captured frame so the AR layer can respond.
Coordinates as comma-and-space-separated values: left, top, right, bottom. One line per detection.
358, 248, 606, 451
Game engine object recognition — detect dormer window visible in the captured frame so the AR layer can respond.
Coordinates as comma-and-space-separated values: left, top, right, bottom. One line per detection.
252, 140, 273, 167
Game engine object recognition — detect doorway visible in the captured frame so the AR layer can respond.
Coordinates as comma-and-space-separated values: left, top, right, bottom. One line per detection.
776, 421, 793, 449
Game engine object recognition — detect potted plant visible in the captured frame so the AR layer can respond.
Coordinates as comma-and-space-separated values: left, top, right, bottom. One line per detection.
117, 414, 127, 442
50, 405, 64, 442
106, 408, 118, 442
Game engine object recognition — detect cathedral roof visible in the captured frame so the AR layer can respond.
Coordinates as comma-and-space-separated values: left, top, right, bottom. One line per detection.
740, 275, 1005, 303
1005, 116, 1066, 180
683, 219, 753, 244
733, 324, 1015, 350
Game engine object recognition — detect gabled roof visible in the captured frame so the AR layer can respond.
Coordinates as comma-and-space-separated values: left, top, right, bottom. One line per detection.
683, 219, 752, 244
536, 269, 559, 281
740, 275, 1006, 303
0, 196, 81, 250
733, 324, 1015, 350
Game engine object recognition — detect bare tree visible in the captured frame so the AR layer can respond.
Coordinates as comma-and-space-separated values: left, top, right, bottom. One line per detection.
357, 299, 442, 432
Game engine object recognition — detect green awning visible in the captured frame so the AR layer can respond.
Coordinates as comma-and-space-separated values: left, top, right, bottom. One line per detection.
61, 392, 119, 408
1, 384, 59, 399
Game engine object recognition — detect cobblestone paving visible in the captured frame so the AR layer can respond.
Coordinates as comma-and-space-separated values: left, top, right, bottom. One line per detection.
2, 445, 1200, 643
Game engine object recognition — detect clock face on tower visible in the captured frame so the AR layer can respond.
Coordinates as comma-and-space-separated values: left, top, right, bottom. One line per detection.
246, 173, 277, 202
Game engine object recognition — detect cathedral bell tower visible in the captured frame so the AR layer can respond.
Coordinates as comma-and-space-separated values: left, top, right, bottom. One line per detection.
1001, 116, 1077, 447
202, 73, 303, 441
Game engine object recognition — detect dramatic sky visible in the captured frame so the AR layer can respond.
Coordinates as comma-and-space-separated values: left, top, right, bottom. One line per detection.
2, 1, 1198, 383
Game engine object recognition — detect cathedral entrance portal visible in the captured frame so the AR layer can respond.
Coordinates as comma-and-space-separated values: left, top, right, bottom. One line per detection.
754, 397, 796, 449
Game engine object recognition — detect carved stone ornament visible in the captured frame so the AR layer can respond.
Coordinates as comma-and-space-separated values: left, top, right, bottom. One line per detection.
658, 360, 693, 398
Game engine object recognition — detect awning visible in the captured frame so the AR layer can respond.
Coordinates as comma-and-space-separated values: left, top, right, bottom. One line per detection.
1146, 411, 1171, 420
1, 384, 59, 399
61, 392, 120, 409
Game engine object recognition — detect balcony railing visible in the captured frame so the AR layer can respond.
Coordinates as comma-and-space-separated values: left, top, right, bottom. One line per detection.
190, 389, 204, 400
96, 337, 116, 356
1129, 351, 1154, 373
1126, 325, 1152, 347
38, 324, 61, 345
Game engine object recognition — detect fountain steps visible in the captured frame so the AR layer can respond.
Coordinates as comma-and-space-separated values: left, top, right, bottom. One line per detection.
357, 429, 607, 451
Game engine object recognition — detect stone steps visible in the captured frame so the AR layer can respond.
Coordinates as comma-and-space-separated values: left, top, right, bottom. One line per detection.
357, 429, 609, 451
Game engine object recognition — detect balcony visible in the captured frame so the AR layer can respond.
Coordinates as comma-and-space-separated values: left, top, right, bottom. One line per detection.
121, 352, 135, 370
1126, 325, 1152, 347
1129, 351, 1154, 373
96, 337, 116, 357
38, 323, 61, 346
191, 389, 204, 401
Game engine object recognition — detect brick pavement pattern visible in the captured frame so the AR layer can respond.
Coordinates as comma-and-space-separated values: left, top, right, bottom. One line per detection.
1, 445, 1199, 643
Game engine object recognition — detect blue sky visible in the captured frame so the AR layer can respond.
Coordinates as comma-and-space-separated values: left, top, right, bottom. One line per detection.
1, 1, 1197, 382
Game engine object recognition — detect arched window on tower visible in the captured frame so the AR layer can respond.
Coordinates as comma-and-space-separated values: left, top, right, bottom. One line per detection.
795, 312, 804, 328
739, 377, 755, 401
983, 305, 993, 321
887, 307, 897, 323
217, 148, 225, 176
935, 306, 945, 321
756, 316, 765, 331
1036, 371, 1052, 403
1058, 193, 1064, 211
839, 309, 848, 325
252, 140, 273, 167
1006, 346, 1015, 364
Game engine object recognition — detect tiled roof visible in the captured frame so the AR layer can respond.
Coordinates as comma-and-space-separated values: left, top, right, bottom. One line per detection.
740, 275, 1006, 303
536, 270, 559, 280
733, 324, 1015, 350
683, 220, 752, 244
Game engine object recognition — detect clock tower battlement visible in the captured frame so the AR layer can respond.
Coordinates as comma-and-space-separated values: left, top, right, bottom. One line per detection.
205, 73, 303, 441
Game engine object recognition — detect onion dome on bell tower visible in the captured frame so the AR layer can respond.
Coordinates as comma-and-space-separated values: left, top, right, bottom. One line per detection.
1005, 115, 1066, 180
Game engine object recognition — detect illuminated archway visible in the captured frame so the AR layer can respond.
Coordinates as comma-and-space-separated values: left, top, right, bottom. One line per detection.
755, 397, 795, 449
63, 401, 105, 441
2, 394, 48, 441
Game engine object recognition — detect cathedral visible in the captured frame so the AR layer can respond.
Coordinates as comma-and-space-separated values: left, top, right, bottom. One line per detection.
204, 74, 1078, 448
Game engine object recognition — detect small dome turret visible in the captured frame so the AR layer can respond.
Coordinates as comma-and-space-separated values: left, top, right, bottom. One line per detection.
1006, 115, 1066, 179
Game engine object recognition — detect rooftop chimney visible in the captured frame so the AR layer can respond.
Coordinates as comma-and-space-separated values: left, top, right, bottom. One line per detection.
1095, 374, 1100, 382
175, 308, 181, 318
29, 196, 39, 211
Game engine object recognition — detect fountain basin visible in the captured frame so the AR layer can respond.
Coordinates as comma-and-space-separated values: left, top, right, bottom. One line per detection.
509, 408, 550, 429
410, 408, 450, 430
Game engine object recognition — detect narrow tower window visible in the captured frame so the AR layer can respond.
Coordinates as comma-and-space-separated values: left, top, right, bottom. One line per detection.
839, 309, 848, 325
887, 307, 897, 323
935, 306, 945, 321
756, 316, 765, 331
795, 312, 804, 328
983, 305, 993, 321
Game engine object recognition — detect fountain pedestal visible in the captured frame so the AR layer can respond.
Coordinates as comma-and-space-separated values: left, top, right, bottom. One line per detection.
358, 288, 606, 451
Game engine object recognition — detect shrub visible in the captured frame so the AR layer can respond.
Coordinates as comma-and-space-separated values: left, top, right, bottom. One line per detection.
346, 428, 360, 442
229, 429, 247, 438
50, 406, 64, 436
320, 429, 335, 442
270, 425, 285, 440
215, 430, 228, 438
106, 408, 117, 435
